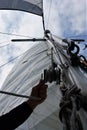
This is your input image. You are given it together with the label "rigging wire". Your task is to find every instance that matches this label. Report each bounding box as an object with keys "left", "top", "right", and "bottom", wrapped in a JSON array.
[
  {"left": 0, "top": 52, "right": 25, "bottom": 68},
  {"left": 0, "top": 48, "right": 48, "bottom": 69},
  {"left": 52, "top": 33, "right": 87, "bottom": 41},
  {"left": 0, "top": 40, "right": 10, "bottom": 45},
  {"left": 0, "top": 31, "right": 32, "bottom": 38},
  {"left": 0, "top": 43, "right": 10, "bottom": 48},
  {"left": 46, "top": 0, "right": 52, "bottom": 28},
  {"left": 55, "top": 42, "right": 76, "bottom": 84},
  {"left": 66, "top": 34, "right": 87, "bottom": 38},
  {"left": 48, "top": 38, "right": 76, "bottom": 85}
]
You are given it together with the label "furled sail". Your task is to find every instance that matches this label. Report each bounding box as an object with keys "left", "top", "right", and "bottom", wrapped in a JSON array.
[{"left": 0, "top": 0, "right": 43, "bottom": 16}]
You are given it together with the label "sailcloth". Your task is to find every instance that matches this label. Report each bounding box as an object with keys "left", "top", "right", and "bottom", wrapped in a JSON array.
[
  {"left": 0, "top": 39, "right": 63, "bottom": 130},
  {"left": 0, "top": 0, "right": 43, "bottom": 16},
  {"left": 0, "top": 0, "right": 87, "bottom": 130},
  {"left": 0, "top": 36, "right": 87, "bottom": 130}
]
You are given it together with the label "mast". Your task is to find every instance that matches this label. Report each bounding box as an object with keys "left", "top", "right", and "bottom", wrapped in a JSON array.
[{"left": 42, "top": 0, "right": 45, "bottom": 31}]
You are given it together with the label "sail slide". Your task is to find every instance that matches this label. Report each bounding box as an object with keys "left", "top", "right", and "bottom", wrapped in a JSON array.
[{"left": 0, "top": 0, "right": 43, "bottom": 16}]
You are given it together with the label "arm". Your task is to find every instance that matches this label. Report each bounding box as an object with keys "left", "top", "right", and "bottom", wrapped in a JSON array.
[
  {"left": 0, "top": 80, "right": 48, "bottom": 130},
  {"left": 0, "top": 102, "right": 33, "bottom": 130},
  {"left": 78, "top": 91, "right": 87, "bottom": 111}
]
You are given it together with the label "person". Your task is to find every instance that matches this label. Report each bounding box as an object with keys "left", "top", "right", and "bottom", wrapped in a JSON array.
[{"left": 0, "top": 80, "right": 48, "bottom": 130}]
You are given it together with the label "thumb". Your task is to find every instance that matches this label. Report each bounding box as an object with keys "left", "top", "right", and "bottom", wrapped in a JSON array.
[{"left": 37, "top": 80, "right": 45, "bottom": 88}]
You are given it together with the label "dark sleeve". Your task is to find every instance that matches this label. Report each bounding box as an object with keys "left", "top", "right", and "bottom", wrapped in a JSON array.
[
  {"left": 0, "top": 102, "right": 33, "bottom": 130},
  {"left": 80, "top": 94, "right": 87, "bottom": 111}
]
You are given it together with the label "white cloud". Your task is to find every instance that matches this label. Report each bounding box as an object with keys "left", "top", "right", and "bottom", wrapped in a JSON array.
[
  {"left": 15, "top": 13, "right": 44, "bottom": 37},
  {"left": 43, "top": 0, "right": 86, "bottom": 37},
  {"left": 71, "top": 13, "right": 86, "bottom": 34},
  {"left": 56, "top": 0, "right": 86, "bottom": 35}
]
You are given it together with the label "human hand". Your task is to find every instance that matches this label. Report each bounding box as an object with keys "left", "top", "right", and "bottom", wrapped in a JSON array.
[{"left": 27, "top": 80, "right": 48, "bottom": 110}]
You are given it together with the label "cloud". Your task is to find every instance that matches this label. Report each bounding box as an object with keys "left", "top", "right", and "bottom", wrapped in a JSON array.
[
  {"left": 15, "top": 12, "right": 44, "bottom": 37},
  {"left": 0, "top": 10, "right": 44, "bottom": 88},
  {"left": 44, "top": 0, "right": 86, "bottom": 37},
  {"left": 57, "top": 0, "right": 86, "bottom": 35}
]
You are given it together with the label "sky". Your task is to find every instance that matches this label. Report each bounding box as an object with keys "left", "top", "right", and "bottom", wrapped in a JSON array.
[{"left": 0, "top": 0, "right": 87, "bottom": 88}]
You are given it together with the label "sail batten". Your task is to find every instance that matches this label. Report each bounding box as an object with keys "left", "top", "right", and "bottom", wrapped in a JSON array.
[{"left": 0, "top": 0, "right": 43, "bottom": 16}]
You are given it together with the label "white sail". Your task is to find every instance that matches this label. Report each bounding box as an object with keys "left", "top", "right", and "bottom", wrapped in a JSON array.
[
  {"left": 0, "top": 0, "right": 43, "bottom": 16},
  {"left": 0, "top": 39, "right": 62, "bottom": 129},
  {"left": 0, "top": 36, "right": 87, "bottom": 130},
  {"left": 0, "top": 0, "right": 87, "bottom": 130}
]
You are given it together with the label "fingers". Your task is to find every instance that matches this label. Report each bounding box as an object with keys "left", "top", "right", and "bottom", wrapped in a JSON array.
[
  {"left": 34, "top": 80, "right": 44, "bottom": 89},
  {"left": 39, "top": 80, "right": 45, "bottom": 87},
  {"left": 35, "top": 80, "right": 47, "bottom": 89},
  {"left": 39, "top": 84, "right": 48, "bottom": 99},
  {"left": 28, "top": 80, "right": 48, "bottom": 109},
  {"left": 31, "top": 80, "right": 48, "bottom": 100}
]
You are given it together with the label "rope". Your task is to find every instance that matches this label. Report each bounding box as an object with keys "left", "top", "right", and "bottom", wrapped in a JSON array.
[
  {"left": 46, "top": 35, "right": 84, "bottom": 130},
  {"left": 52, "top": 38, "right": 77, "bottom": 85},
  {"left": 0, "top": 90, "right": 40, "bottom": 100},
  {"left": 46, "top": 35, "right": 76, "bottom": 86},
  {"left": 59, "top": 86, "right": 83, "bottom": 130}
]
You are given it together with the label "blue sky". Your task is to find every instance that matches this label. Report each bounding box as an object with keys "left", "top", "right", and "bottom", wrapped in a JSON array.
[{"left": 0, "top": 0, "right": 87, "bottom": 88}]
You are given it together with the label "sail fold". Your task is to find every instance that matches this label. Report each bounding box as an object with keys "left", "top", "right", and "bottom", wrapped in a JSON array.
[{"left": 0, "top": 0, "right": 43, "bottom": 16}]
